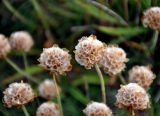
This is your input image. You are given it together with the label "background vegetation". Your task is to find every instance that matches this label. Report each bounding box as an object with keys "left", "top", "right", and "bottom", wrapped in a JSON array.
[{"left": 0, "top": 0, "right": 160, "bottom": 115}]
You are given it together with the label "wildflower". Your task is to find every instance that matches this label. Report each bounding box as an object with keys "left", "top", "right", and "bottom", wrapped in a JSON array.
[
  {"left": 74, "top": 35, "right": 104, "bottom": 69},
  {"left": 99, "top": 45, "right": 128, "bottom": 76},
  {"left": 38, "top": 45, "right": 72, "bottom": 76},
  {"left": 116, "top": 83, "right": 150, "bottom": 110},
  {"left": 3, "top": 81, "right": 35, "bottom": 108},
  {"left": 128, "top": 66, "right": 155, "bottom": 90},
  {"left": 83, "top": 102, "right": 113, "bottom": 116},
  {"left": 36, "top": 102, "right": 60, "bottom": 116},
  {"left": 10, "top": 31, "right": 34, "bottom": 52},
  {"left": 0, "top": 34, "right": 11, "bottom": 59},
  {"left": 142, "top": 7, "right": 160, "bottom": 31},
  {"left": 38, "top": 79, "right": 60, "bottom": 100}
]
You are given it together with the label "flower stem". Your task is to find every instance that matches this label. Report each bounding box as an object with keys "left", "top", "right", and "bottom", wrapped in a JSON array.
[
  {"left": 151, "top": 30, "right": 159, "bottom": 53},
  {"left": 22, "top": 52, "right": 28, "bottom": 70},
  {"left": 53, "top": 75, "right": 63, "bottom": 116},
  {"left": 129, "top": 107, "right": 135, "bottom": 116},
  {"left": 95, "top": 64, "right": 106, "bottom": 103},
  {"left": 5, "top": 57, "right": 39, "bottom": 84},
  {"left": 118, "top": 74, "right": 127, "bottom": 84},
  {"left": 22, "top": 105, "right": 30, "bottom": 116}
]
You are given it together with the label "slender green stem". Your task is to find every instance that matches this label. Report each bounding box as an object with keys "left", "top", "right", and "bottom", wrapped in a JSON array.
[
  {"left": 23, "top": 52, "right": 28, "bottom": 70},
  {"left": 118, "top": 74, "right": 127, "bottom": 84},
  {"left": 83, "top": 76, "right": 90, "bottom": 100},
  {"left": 53, "top": 75, "right": 63, "bottom": 116},
  {"left": 95, "top": 64, "right": 106, "bottom": 103},
  {"left": 151, "top": 30, "right": 159, "bottom": 52},
  {"left": 5, "top": 57, "right": 39, "bottom": 84},
  {"left": 22, "top": 105, "right": 30, "bottom": 116}
]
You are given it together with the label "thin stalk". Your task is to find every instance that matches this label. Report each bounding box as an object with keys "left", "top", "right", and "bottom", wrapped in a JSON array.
[
  {"left": 123, "top": 0, "right": 129, "bottom": 21},
  {"left": 150, "top": 30, "right": 159, "bottom": 53},
  {"left": 22, "top": 105, "right": 30, "bottom": 116},
  {"left": 5, "top": 57, "right": 39, "bottom": 84},
  {"left": 23, "top": 52, "right": 28, "bottom": 70},
  {"left": 95, "top": 64, "right": 106, "bottom": 103},
  {"left": 53, "top": 75, "right": 63, "bottom": 116},
  {"left": 129, "top": 107, "right": 135, "bottom": 116},
  {"left": 118, "top": 74, "right": 127, "bottom": 84},
  {"left": 83, "top": 76, "right": 90, "bottom": 100}
]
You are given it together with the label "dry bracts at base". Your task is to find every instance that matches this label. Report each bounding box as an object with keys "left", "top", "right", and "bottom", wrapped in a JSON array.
[
  {"left": 142, "top": 7, "right": 160, "bottom": 31},
  {"left": 38, "top": 79, "right": 61, "bottom": 100},
  {"left": 74, "top": 35, "right": 104, "bottom": 69},
  {"left": 10, "top": 31, "right": 34, "bottom": 52},
  {"left": 128, "top": 66, "right": 155, "bottom": 90},
  {"left": 36, "top": 102, "right": 60, "bottom": 116},
  {"left": 3, "top": 81, "right": 35, "bottom": 108},
  {"left": 116, "top": 83, "right": 150, "bottom": 110},
  {"left": 0, "top": 34, "right": 11, "bottom": 59},
  {"left": 38, "top": 45, "right": 72, "bottom": 76},
  {"left": 83, "top": 102, "right": 113, "bottom": 116},
  {"left": 99, "top": 45, "right": 128, "bottom": 76}
]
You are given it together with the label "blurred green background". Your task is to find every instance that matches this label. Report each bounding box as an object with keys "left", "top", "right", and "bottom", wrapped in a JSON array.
[{"left": 0, "top": 0, "right": 160, "bottom": 116}]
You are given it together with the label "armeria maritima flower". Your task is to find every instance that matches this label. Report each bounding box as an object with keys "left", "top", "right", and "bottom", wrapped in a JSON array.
[
  {"left": 99, "top": 45, "right": 128, "bottom": 76},
  {"left": 36, "top": 102, "right": 60, "bottom": 116},
  {"left": 116, "top": 83, "right": 150, "bottom": 110},
  {"left": 10, "top": 31, "right": 34, "bottom": 52},
  {"left": 3, "top": 81, "right": 35, "bottom": 108},
  {"left": 38, "top": 79, "right": 60, "bottom": 100},
  {"left": 38, "top": 45, "right": 72, "bottom": 76},
  {"left": 128, "top": 66, "right": 155, "bottom": 90},
  {"left": 74, "top": 35, "right": 104, "bottom": 69},
  {"left": 83, "top": 102, "right": 113, "bottom": 116},
  {"left": 0, "top": 34, "right": 11, "bottom": 59},
  {"left": 142, "top": 7, "right": 160, "bottom": 31}
]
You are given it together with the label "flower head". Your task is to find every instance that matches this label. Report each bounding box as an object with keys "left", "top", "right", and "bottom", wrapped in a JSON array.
[
  {"left": 116, "top": 83, "right": 150, "bottom": 110},
  {"left": 38, "top": 45, "right": 72, "bottom": 76},
  {"left": 10, "top": 31, "right": 34, "bottom": 52},
  {"left": 142, "top": 7, "right": 160, "bottom": 31},
  {"left": 38, "top": 79, "right": 60, "bottom": 100},
  {"left": 99, "top": 45, "right": 128, "bottom": 76},
  {"left": 36, "top": 102, "right": 60, "bottom": 116},
  {"left": 128, "top": 66, "right": 155, "bottom": 90},
  {"left": 83, "top": 102, "right": 113, "bottom": 116},
  {"left": 0, "top": 34, "right": 11, "bottom": 59},
  {"left": 74, "top": 35, "right": 104, "bottom": 69},
  {"left": 3, "top": 81, "right": 35, "bottom": 108}
]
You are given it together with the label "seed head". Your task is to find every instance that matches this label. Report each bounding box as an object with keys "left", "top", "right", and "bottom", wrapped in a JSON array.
[
  {"left": 0, "top": 34, "right": 11, "bottom": 59},
  {"left": 38, "top": 45, "right": 72, "bottom": 76},
  {"left": 99, "top": 45, "right": 128, "bottom": 76},
  {"left": 128, "top": 66, "right": 155, "bottom": 90},
  {"left": 74, "top": 35, "right": 104, "bottom": 69},
  {"left": 3, "top": 81, "right": 35, "bottom": 108},
  {"left": 142, "top": 7, "right": 160, "bottom": 31},
  {"left": 36, "top": 102, "right": 60, "bottom": 116},
  {"left": 38, "top": 79, "right": 60, "bottom": 100},
  {"left": 116, "top": 83, "right": 150, "bottom": 110},
  {"left": 83, "top": 102, "right": 113, "bottom": 116},
  {"left": 10, "top": 31, "right": 34, "bottom": 52}
]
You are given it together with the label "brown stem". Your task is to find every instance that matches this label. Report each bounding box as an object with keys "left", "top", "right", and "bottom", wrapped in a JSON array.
[{"left": 129, "top": 107, "right": 135, "bottom": 116}]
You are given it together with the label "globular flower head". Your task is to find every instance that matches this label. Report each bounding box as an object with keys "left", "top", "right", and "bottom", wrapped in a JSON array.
[
  {"left": 10, "top": 31, "right": 34, "bottom": 52},
  {"left": 83, "top": 102, "right": 113, "bottom": 116},
  {"left": 74, "top": 35, "right": 104, "bottom": 69},
  {"left": 38, "top": 45, "right": 72, "bottom": 76},
  {"left": 116, "top": 83, "right": 150, "bottom": 110},
  {"left": 38, "top": 79, "right": 60, "bottom": 100},
  {"left": 36, "top": 102, "right": 60, "bottom": 116},
  {"left": 128, "top": 66, "right": 155, "bottom": 90},
  {"left": 0, "top": 34, "right": 11, "bottom": 59},
  {"left": 99, "top": 45, "right": 128, "bottom": 76},
  {"left": 3, "top": 81, "right": 35, "bottom": 108},
  {"left": 142, "top": 7, "right": 160, "bottom": 31}
]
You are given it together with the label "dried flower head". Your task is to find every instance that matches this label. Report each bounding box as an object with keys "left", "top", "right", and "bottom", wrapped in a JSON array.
[
  {"left": 128, "top": 66, "right": 155, "bottom": 90},
  {"left": 0, "top": 34, "right": 11, "bottom": 59},
  {"left": 83, "top": 102, "right": 113, "bottom": 116},
  {"left": 99, "top": 45, "right": 128, "bottom": 76},
  {"left": 116, "top": 83, "right": 150, "bottom": 110},
  {"left": 38, "top": 45, "right": 72, "bottom": 75},
  {"left": 142, "top": 7, "right": 160, "bottom": 31},
  {"left": 10, "top": 31, "right": 34, "bottom": 52},
  {"left": 3, "top": 81, "right": 35, "bottom": 108},
  {"left": 74, "top": 35, "right": 104, "bottom": 69},
  {"left": 38, "top": 79, "right": 60, "bottom": 100},
  {"left": 36, "top": 102, "right": 60, "bottom": 116}
]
